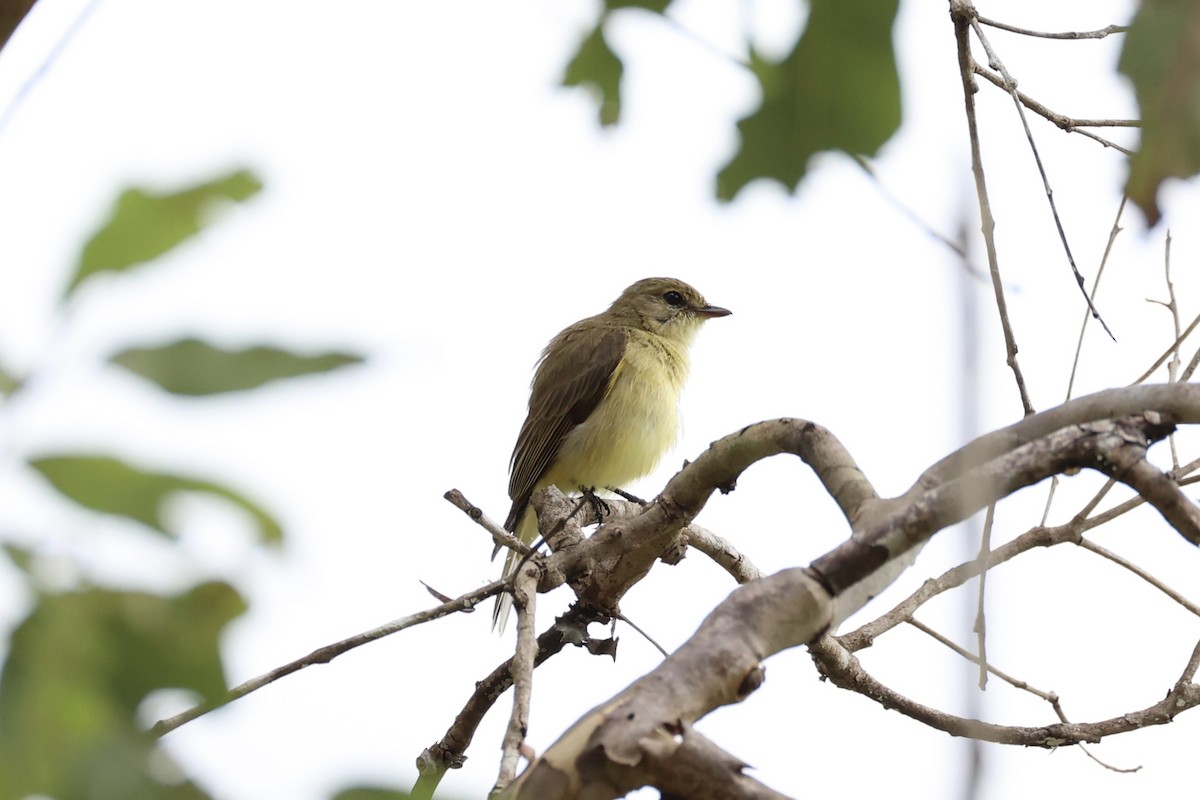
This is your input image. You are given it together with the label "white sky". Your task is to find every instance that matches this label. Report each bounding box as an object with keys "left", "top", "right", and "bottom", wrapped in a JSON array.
[{"left": 3, "top": 1, "right": 1200, "bottom": 799}]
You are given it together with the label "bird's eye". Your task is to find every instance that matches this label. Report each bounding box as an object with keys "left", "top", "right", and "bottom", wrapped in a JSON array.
[{"left": 663, "top": 291, "right": 685, "bottom": 307}]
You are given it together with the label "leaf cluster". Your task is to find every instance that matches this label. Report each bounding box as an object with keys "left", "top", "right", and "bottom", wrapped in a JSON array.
[{"left": 0, "top": 170, "right": 377, "bottom": 800}]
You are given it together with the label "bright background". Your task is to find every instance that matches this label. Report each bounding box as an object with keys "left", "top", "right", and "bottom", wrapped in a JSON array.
[{"left": 3, "top": 1, "right": 1200, "bottom": 798}]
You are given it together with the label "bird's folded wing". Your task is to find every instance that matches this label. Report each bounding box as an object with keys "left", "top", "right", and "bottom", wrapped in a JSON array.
[{"left": 505, "top": 325, "right": 627, "bottom": 531}]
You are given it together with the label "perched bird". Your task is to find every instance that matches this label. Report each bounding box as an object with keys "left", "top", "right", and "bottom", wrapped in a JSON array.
[{"left": 494, "top": 277, "right": 731, "bottom": 631}]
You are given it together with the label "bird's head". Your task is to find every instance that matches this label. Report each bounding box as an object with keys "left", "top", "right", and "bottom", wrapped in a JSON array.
[{"left": 609, "top": 277, "right": 731, "bottom": 342}]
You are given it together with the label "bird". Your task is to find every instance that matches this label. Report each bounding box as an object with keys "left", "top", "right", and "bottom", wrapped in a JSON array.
[{"left": 493, "top": 277, "right": 731, "bottom": 631}]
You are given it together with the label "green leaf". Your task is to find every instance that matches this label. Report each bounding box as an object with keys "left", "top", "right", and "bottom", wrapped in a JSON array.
[
  {"left": 605, "top": 0, "right": 672, "bottom": 12},
  {"left": 0, "top": 360, "right": 18, "bottom": 396},
  {"left": 1119, "top": 0, "right": 1200, "bottom": 226},
  {"left": 717, "top": 0, "right": 901, "bottom": 201},
  {"left": 332, "top": 788, "right": 416, "bottom": 800},
  {"left": 563, "top": 18, "right": 624, "bottom": 127},
  {"left": 66, "top": 168, "right": 263, "bottom": 299},
  {"left": 110, "top": 338, "right": 364, "bottom": 396},
  {"left": 28, "top": 454, "right": 283, "bottom": 544},
  {"left": 0, "top": 582, "right": 242, "bottom": 799},
  {"left": 3, "top": 544, "right": 34, "bottom": 574}
]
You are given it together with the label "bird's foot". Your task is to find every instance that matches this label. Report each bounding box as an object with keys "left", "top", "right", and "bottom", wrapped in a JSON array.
[{"left": 580, "top": 486, "right": 612, "bottom": 523}]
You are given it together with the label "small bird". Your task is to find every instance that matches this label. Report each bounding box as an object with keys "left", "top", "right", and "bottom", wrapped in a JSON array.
[{"left": 493, "top": 277, "right": 731, "bottom": 631}]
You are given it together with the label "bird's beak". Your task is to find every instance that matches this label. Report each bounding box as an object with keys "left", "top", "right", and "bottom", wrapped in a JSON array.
[{"left": 693, "top": 304, "right": 732, "bottom": 319}]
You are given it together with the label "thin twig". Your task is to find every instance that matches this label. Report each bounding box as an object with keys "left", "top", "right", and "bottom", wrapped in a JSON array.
[
  {"left": 852, "top": 155, "right": 986, "bottom": 279},
  {"left": 973, "top": 502, "right": 995, "bottom": 689},
  {"left": 1043, "top": 196, "right": 1128, "bottom": 525},
  {"left": 1078, "top": 538, "right": 1200, "bottom": 618},
  {"left": 444, "top": 489, "right": 532, "bottom": 559},
  {"left": 971, "top": 65, "right": 1137, "bottom": 154},
  {"left": 1160, "top": 231, "right": 1181, "bottom": 468},
  {"left": 976, "top": 16, "right": 1129, "bottom": 40},
  {"left": 951, "top": 0, "right": 1035, "bottom": 415},
  {"left": 1181, "top": 343, "right": 1200, "bottom": 383},
  {"left": 613, "top": 611, "right": 670, "bottom": 657},
  {"left": 413, "top": 605, "right": 610, "bottom": 799},
  {"left": 152, "top": 579, "right": 503, "bottom": 737},
  {"left": 495, "top": 563, "right": 539, "bottom": 793},
  {"left": 1132, "top": 312, "right": 1200, "bottom": 384},
  {"left": 972, "top": 66, "right": 1139, "bottom": 136},
  {"left": 1064, "top": 196, "right": 1127, "bottom": 401},
  {"left": 969, "top": 17, "right": 1115, "bottom": 340},
  {"left": 908, "top": 618, "right": 1056, "bottom": 701},
  {"left": 911, "top": 617, "right": 1138, "bottom": 776}
]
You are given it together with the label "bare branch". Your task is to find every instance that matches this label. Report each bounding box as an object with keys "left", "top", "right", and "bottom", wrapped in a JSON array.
[
  {"left": 153, "top": 578, "right": 503, "bottom": 737},
  {"left": 917, "top": 384, "right": 1200, "bottom": 491},
  {"left": 972, "top": 502, "right": 995, "bottom": 689},
  {"left": 413, "top": 605, "right": 610, "bottom": 799},
  {"left": 809, "top": 634, "right": 1200, "bottom": 746},
  {"left": 852, "top": 154, "right": 985, "bottom": 278},
  {"left": 1133, "top": 313, "right": 1200, "bottom": 385},
  {"left": 684, "top": 522, "right": 766, "bottom": 583},
  {"left": 976, "top": 16, "right": 1129, "bottom": 40},
  {"left": 950, "top": 0, "right": 1035, "bottom": 415},
  {"left": 970, "top": 65, "right": 1137, "bottom": 153},
  {"left": 1064, "top": 196, "right": 1128, "bottom": 401},
  {"left": 968, "top": 14, "right": 1115, "bottom": 339},
  {"left": 1097, "top": 438, "right": 1200, "bottom": 544},
  {"left": 907, "top": 619, "right": 1056, "bottom": 702},
  {"left": 1181, "top": 638, "right": 1200, "bottom": 684},
  {"left": 504, "top": 568, "right": 830, "bottom": 799},
  {"left": 1079, "top": 538, "right": 1200, "bottom": 618},
  {"left": 494, "top": 562, "right": 540, "bottom": 793},
  {"left": 444, "top": 488, "right": 532, "bottom": 559}
]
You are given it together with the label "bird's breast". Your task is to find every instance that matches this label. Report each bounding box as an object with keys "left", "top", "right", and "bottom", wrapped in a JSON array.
[{"left": 547, "top": 332, "right": 689, "bottom": 492}]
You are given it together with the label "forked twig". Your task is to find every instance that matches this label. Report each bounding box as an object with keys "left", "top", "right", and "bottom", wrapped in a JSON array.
[
  {"left": 977, "top": 16, "right": 1129, "bottom": 40},
  {"left": 968, "top": 15, "right": 1115, "bottom": 340},
  {"left": 950, "top": 0, "right": 1034, "bottom": 415}
]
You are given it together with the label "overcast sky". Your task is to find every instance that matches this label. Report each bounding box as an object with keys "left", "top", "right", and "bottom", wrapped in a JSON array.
[{"left": 4, "top": 1, "right": 1200, "bottom": 799}]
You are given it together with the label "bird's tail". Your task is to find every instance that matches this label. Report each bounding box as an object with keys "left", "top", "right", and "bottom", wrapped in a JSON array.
[{"left": 492, "top": 509, "right": 537, "bottom": 633}]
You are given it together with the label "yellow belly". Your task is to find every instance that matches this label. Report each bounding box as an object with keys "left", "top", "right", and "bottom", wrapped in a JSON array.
[
  {"left": 541, "top": 331, "right": 688, "bottom": 494},
  {"left": 496, "top": 330, "right": 693, "bottom": 631}
]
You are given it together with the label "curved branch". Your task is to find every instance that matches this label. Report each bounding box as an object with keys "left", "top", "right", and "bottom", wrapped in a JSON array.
[
  {"left": 917, "top": 383, "right": 1200, "bottom": 491},
  {"left": 532, "top": 419, "right": 874, "bottom": 619},
  {"left": 507, "top": 409, "right": 1190, "bottom": 796},
  {"left": 503, "top": 568, "right": 831, "bottom": 799},
  {"left": 815, "top": 413, "right": 1180, "bottom": 599},
  {"left": 809, "top": 635, "right": 1200, "bottom": 746}
]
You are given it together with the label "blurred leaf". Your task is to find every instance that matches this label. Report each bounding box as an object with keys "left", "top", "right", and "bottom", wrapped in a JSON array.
[
  {"left": 29, "top": 454, "right": 283, "bottom": 544},
  {"left": 332, "top": 788, "right": 415, "bottom": 800},
  {"left": 563, "top": 19, "right": 624, "bottom": 126},
  {"left": 110, "top": 337, "right": 364, "bottom": 396},
  {"left": 606, "top": 0, "right": 672, "bottom": 11},
  {"left": 66, "top": 168, "right": 263, "bottom": 299},
  {"left": 0, "top": 582, "right": 243, "bottom": 799},
  {"left": 717, "top": 0, "right": 901, "bottom": 201},
  {"left": 1119, "top": 0, "right": 1200, "bottom": 226},
  {"left": 0, "top": 359, "right": 18, "bottom": 396},
  {"left": 4, "top": 543, "right": 34, "bottom": 573}
]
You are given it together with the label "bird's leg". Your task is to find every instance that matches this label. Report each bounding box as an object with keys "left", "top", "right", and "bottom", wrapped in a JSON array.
[{"left": 579, "top": 486, "right": 611, "bottom": 524}]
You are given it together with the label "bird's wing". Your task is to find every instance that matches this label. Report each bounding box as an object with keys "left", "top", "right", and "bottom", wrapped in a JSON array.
[{"left": 505, "top": 325, "right": 627, "bottom": 531}]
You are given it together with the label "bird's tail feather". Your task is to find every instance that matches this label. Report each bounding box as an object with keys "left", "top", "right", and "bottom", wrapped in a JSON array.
[{"left": 492, "top": 509, "right": 537, "bottom": 633}]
